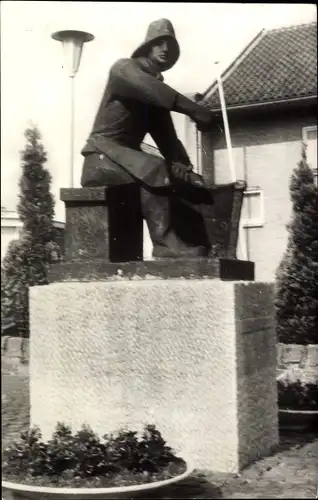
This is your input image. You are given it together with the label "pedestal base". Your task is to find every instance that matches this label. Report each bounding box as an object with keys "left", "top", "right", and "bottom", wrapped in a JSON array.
[
  {"left": 30, "top": 279, "right": 277, "bottom": 473},
  {"left": 49, "top": 258, "right": 255, "bottom": 282}
]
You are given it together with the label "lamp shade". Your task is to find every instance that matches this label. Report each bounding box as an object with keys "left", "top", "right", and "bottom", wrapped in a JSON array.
[{"left": 52, "top": 30, "right": 94, "bottom": 77}]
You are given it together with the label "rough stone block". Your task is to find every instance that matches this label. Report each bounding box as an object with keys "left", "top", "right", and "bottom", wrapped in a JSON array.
[
  {"left": 276, "top": 343, "right": 284, "bottom": 368},
  {"left": 21, "top": 338, "right": 30, "bottom": 363},
  {"left": 281, "top": 344, "right": 304, "bottom": 365},
  {"left": 30, "top": 279, "right": 277, "bottom": 473},
  {"left": 6, "top": 337, "right": 22, "bottom": 358},
  {"left": 1, "top": 335, "right": 9, "bottom": 354},
  {"left": 276, "top": 343, "right": 318, "bottom": 383},
  {"left": 305, "top": 345, "right": 318, "bottom": 367},
  {"left": 61, "top": 185, "right": 143, "bottom": 263}
]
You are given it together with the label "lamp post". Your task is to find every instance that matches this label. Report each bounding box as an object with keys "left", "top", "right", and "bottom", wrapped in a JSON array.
[{"left": 51, "top": 30, "right": 94, "bottom": 188}]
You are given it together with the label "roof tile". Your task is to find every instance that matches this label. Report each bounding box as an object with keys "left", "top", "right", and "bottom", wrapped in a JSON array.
[{"left": 204, "top": 22, "right": 317, "bottom": 109}]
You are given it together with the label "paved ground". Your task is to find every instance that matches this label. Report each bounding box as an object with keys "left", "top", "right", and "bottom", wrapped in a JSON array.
[{"left": 2, "top": 361, "right": 318, "bottom": 499}]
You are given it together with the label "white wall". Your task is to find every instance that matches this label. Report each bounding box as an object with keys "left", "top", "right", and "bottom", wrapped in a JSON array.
[
  {"left": 1, "top": 210, "right": 65, "bottom": 262},
  {"left": 1, "top": 210, "right": 23, "bottom": 261},
  {"left": 209, "top": 115, "right": 317, "bottom": 280}
]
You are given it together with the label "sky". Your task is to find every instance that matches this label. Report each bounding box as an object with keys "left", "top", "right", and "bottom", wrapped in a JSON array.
[{"left": 1, "top": 1, "right": 316, "bottom": 221}]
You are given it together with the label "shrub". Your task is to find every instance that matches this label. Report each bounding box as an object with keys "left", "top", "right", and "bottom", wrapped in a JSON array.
[
  {"left": 2, "top": 422, "right": 184, "bottom": 488},
  {"left": 1, "top": 238, "right": 40, "bottom": 337},
  {"left": 275, "top": 144, "right": 318, "bottom": 345},
  {"left": 277, "top": 379, "right": 318, "bottom": 410}
]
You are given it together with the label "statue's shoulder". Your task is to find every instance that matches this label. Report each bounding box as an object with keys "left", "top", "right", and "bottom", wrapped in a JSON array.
[{"left": 110, "top": 58, "right": 138, "bottom": 75}]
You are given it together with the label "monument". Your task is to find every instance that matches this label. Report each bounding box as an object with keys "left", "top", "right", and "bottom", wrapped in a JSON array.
[{"left": 29, "top": 19, "right": 278, "bottom": 473}]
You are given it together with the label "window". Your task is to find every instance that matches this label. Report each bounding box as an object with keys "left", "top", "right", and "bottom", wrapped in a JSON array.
[
  {"left": 241, "top": 188, "right": 264, "bottom": 228},
  {"left": 302, "top": 126, "right": 317, "bottom": 186}
]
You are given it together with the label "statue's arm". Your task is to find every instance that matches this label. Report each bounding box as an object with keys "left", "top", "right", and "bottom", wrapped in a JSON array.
[
  {"left": 149, "top": 109, "right": 191, "bottom": 166},
  {"left": 110, "top": 58, "right": 178, "bottom": 109},
  {"left": 174, "top": 138, "right": 192, "bottom": 166}
]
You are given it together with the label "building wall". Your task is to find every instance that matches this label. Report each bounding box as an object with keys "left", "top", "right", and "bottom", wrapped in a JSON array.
[
  {"left": 1, "top": 210, "right": 65, "bottom": 261},
  {"left": 1, "top": 225, "right": 22, "bottom": 261},
  {"left": 201, "top": 109, "right": 317, "bottom": 281},
  {"left": 1, "top": 210, "right": 23, "bottom": 261}
]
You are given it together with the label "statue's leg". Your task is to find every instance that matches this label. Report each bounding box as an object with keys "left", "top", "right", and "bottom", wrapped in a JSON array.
[
  {"left": 140, "top": 186, "right": 208, "bottom": 258},
  {"left": 81, "top": 153, "right": 134, "bottom": 187},
  {"left": 169, "top": 186, "right": 211, "bottom": 249}
]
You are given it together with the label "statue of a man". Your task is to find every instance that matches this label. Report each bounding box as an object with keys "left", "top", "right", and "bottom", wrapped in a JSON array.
[{"left": 81, "top": 18, "right": 218, "bottom": 258}]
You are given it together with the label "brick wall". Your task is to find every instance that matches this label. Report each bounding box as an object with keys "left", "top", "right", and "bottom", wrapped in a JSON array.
[
  {"left": 276, "top": 343, "right": 318, "bottom": 383},
  {"left": 1, "top": 336, "right": 29, "bottom": 376},
  {"left": 2, "top": 336, "right": 29, "bottom": 360},
  {"left": 201, "top": 108, "right": 317, "bottom": 282}
]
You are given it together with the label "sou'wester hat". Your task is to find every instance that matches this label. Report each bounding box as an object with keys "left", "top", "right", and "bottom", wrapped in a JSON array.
[{"left": 132, "top": 18, "right": 180, "bottom": 71}]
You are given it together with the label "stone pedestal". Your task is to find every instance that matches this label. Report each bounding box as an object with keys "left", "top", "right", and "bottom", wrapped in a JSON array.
[
  {"left": 49, "top": 258, "right": 255, "bottom": 282},
  {"left": 61, "top": 184, "right": 143, "bottom": 263},
  {"left": 30, "top": 279, "right": 278, "bottom": 473},
  {"left": 60, "top": 181, "right": 246, "bottom": 263}
]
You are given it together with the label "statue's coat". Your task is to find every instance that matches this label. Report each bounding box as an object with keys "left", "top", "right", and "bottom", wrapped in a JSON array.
[{"left": 81, "top": 57, "right": 192, "bottom": 188}]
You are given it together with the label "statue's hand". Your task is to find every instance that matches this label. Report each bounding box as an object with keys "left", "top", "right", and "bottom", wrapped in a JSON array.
[
  {"left": 173, "top": 162, "right": 193, "bottom": 176},
  {"left": 196, "top": 110, "right": 223, "bottom": 133},
  {"left": 173, "top": 171, "right": 206, "bottom": 188},
  {"left": 171, "top": 163, "right": 206, "bottom": 188},
  {"left": 191, "top": 107, "right": 213, "bottom": 130},
  {"left": 185, "top": 163, "right": 194, "bottom": 173},
  {"left": 197, "top": 120, "right": 213, "bottom": 133}
]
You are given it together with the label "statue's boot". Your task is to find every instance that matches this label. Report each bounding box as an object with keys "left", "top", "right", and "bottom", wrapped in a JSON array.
[
  {"left": 152, "top": 244, "right": 205, "bottom": 259},
  {"left": 140, "top": 187, "right": 208, "bottom": 259}
]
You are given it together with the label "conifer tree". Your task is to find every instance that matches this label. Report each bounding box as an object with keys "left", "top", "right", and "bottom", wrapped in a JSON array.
[
  {"left": 17, "top": 126, "right": 56, "bottom": 246},
  {"left": 275, "top": 144, "right": 318, "bottom": 344},
  {"left": 1, "top": 126, "right": 57, "bottom": 337}
]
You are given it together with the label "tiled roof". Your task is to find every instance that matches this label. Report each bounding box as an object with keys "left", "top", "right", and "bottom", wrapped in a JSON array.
[{"left": 203, "top": 22, "right": 317, "bottom": 110}]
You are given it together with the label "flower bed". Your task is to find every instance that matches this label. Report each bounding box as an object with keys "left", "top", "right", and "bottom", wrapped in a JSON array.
[
  {"left": 277, "top": 379, "right": 318, "bottom": 433},
  {"left": 2, "top": 422, "right": 188, "bottom": 489},
  {"left": 277, "top": 379, "right": 318, "bottom": 411}
]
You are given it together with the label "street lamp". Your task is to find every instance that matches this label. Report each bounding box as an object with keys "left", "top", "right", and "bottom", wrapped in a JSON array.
[{"left": 51, "top": 30, "right": 94, "bottom": 188}]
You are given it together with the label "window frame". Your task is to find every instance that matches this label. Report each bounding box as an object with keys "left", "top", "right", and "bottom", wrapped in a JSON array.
[
  {"left": 302, "top": 125, "right": 318, "bottom": 186},
  {"left": 241, "top": 188, "right": 265, "bottom": 229},
  {"left": 302, "top": 125, "right": 317, "bottom": 141}
]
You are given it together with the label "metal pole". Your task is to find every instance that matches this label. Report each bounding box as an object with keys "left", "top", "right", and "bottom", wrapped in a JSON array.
[
  {"left": 243, "top": 146, "right": 250, "bottom": 261},
  {"left": 214, "top": 62, "right": 247, "bottom": 260},
  {"left": 70, "top": 75, "right": 75, "bottom": 188},
  {"left": 215, "top": 63, "right": 236, "bottom": 183},
  {"left": 51, "top": 30, "right": 94, "bottom": 188},
  {"left": 195, "top": 126, "right": 203, "bottom": 175}
]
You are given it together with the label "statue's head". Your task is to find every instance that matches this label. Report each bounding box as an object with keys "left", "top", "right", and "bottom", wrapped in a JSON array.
[
  {"left": 131, "top": 19, "right": 180, "bottom": 72},
  {"left": 147, "top": 37, "right": 176, "bottom": 71}
]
